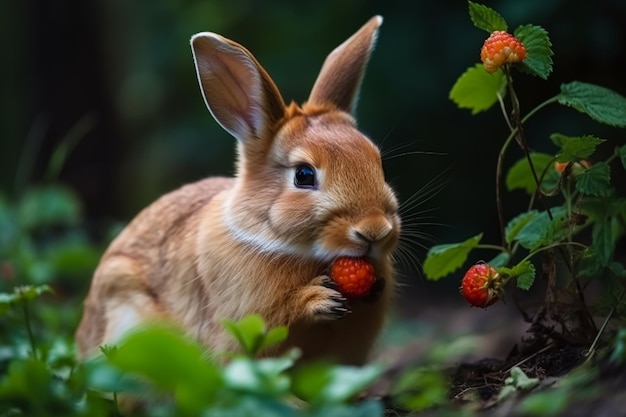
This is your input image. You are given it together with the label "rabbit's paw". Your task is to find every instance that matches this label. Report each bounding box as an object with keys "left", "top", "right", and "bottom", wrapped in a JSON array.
[{"left": 300, "top": 275, "right": 351, "bottom": 321}]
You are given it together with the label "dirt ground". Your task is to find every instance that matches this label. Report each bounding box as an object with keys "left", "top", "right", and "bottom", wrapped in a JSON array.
[{"left": 369, "top": 287, "right": 626, "bottom": 416}]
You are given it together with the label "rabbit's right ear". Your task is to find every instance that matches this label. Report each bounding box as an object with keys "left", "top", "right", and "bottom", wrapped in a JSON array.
[{"left": 191, "top": 33, "right": 286, "bottom": 142}]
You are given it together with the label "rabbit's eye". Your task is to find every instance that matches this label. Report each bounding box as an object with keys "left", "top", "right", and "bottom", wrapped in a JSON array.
[{"left": 294, "top": 165, "right": 317, "bottom": 189}]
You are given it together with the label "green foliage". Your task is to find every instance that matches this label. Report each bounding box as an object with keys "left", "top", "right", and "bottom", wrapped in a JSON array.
[
  {"left": 468, "top": 1, "right": 508, "bottom": 33},
  {"left": 500, "top": 260, "right": 536, "bottom": 290},
  {"left": 550, "top": 133, "right": 605, "bottom": 163},
  {"left": 430, "top": 2, "right": 626, "bottom": 347},
  {"left": 449, "top": 64, "right": 506, "bottom": 114},
  {"left": 497, "top": 367, "right": 540, "bottom": 401},
  {"left": 514, "top": 25, "right": 553, "bottom": 80},
  {"left": 505, "top": 211, "right": 540, "bottom": 244},
  {"left": 222, "top": 314, "right": 288, "bottom": 357},
  {"left": 392, "top": 366, "right": 448, "bottom": 411},
  {"left": 506, "top": 153, "right": 554, "bottom": 194},
  {"left": 423, "top": 233, "right": 482, "bottom": 280},
  {"left": 575, "top": 162, "right": 611, "bottom": 196},
  {"left": 558, "top": 82, "right": 626, "bottom": 128}
]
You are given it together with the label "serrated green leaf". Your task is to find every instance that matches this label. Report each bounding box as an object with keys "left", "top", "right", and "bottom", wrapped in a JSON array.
[
  {"left": 450, "top": 64, "right": 507, "bottom": 114},
  {"left": 592, "top": 219, "right": 615, "bottom": 267},
  {"left": 617, "top": 145, "right": 626, "bottom": 170},
  {"left": 514, "top": 25, "right": 553, "bottom": 79},
  {"left": 506, "top": 153, "right": 554, "bottom": 194},
  {"left": 505, "top": 211, "right": 540, "bottom": 244},
  {"left": 558, "top": 82, "right": 626, "bottom": 127},
  {"left": 575, "top": 162, "right": 611, "bottom": 196},
  {"left": 468, "top": 1, "right": 508, "bottom": 32},
  {"left": 514, "top": 206, "right": 568, "bottom": 250},
  {"left": 549, "top": 133, "right": 605, "bottom": 162},
  {"left": 513, "top": 261, "right": 536, "bottom": 290},
  {"left": 423, "top": 233, "right": 483, "bottom": 280}
]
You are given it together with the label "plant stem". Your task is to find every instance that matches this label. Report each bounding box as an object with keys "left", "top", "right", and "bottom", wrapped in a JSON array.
[
  {"left": 22, "top": 301, "right": 38, "bottom": 360},
  {"left": 520, "top": 241, "right": 588, "bottom": 265},
  {"left": 476, "top": 243, "right": 510, "bottom": 253}
]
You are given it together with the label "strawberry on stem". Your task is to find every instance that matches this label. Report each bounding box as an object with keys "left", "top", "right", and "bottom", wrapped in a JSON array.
[
  {"left": 460, "top": 263, "right": 502, "bottom": 308},
  {"left": 481, "top": 31, "right": 526, "bottom": 73}
]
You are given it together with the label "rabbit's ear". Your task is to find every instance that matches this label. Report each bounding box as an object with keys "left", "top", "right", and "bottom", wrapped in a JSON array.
[
  {"left": 308, "top": 16, "right": 382, "bottom": 115},
  {"left": 191, "top": 33, "right": 286, "bottom": 142}
]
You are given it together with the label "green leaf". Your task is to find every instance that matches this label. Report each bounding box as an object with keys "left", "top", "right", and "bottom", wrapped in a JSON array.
[
  {"left": 505, "top": 211, "right": 540, "bottom": 244},
  {"left": 292, "top": 363, "right": 381, "bottom": 405},
  {"left": 392, "top": 367, "right": 448, "bottom": 411},
  {"left": 18, "top": 186, "right": 82, "bottom": 230},
  {"left": 509, "top": 260, "right": 536, "bottom": 290},
  {"left": 14, "top": 285, "right": 53, "bottom": 303},
  {"left": 549, "top": 133, "right": 605, "bottom": 162},
  {"left": 616, "top": 145, "right": 626, "bottom": 170},
  {"left": 223, "top": 314, "right": 267, "bottom": 356},
  {"left": 514, "top": 25, "right": 553, "bottom": 79},
  {"left": 109, "top": 325, "right": 222, "bottom": 410},
  {"left": 592, "top": 219, "right": 615, "bottom": 267},
  {"left": 575, "top": 162, "right": 611, "bottom": 196},
  {"left": 468, "top": 1, "right": 508, "bottom": 32},
  {"left": 449, "top": 64, "right": 506, "bottom": 114},
  {"left": 423, "top": 233, "right": 482, "bottom": 280},
  {"left": 514, "top": 206, "right": 568, "bottom": 250},
  {"left": 558, "top": 82, "right": 626, "bottom": 128},
  {"left": 259, "top": 325, "right": 288, "bottom": 352},
  {"left": 223, "top": 356, "right": 294, "bottom": 397},
  {"left": 506, "top": 153, "right": 554, "bottom": 194}
]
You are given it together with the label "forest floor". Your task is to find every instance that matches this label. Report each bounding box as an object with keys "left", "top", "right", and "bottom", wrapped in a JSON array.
[{"left": 368, "top": 288, "right": 626, "bottom": 416}]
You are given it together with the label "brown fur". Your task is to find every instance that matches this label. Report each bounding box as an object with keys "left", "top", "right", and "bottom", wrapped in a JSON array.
[{"left": 76, "top": 16, "right": 399, "bottom": 366}]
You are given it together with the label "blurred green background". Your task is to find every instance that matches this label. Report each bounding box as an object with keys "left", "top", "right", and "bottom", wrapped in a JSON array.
[{"left": 1, "top": 0, "right": 625, "bottom": 305}]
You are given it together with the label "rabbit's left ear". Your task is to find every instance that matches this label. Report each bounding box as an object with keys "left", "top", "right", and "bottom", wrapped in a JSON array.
[
  {"left": 307, "top": 16, "right": 383, "bottom": 115},
  {"left": 191, "top": 33, "right": 286, "bottom": 143}
]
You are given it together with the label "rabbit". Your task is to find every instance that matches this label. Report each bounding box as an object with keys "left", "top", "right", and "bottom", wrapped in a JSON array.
[{"left": 76, "top": 15, "right": 400, "bottom": 366}]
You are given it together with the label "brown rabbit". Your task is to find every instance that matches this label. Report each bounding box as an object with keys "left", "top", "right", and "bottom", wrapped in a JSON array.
[{"left": 76, "top": 15, "right": 400, "bottom": 366}]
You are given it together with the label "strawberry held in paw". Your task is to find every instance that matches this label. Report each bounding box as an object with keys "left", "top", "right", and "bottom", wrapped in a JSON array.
[{"left": 330, "top": 257, "right": 376, "bottom": 298}]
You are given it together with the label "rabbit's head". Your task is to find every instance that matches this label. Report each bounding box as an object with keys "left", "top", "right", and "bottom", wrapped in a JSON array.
[{"left": 191, "top": 16, "right": 399, "bottom": 264}]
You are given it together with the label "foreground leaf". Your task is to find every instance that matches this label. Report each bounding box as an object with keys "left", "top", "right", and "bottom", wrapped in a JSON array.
[
  {"left": 424, "top": 234, "right": 482, "bottom": 280},
  {"left": 449, "top": 64, "right": 506, "bottom": 114},
  {"left": 468, "top": 1, "right": 508, "bottom": 33},
  {"left": 558, "top": 82, "right": 626, "bottom": 127},
  {"left": 550, "top": 133, "right": 605, "bottom": 163},
  {"left": 514, "top": 25, "right": 553, "bottom": 79}
]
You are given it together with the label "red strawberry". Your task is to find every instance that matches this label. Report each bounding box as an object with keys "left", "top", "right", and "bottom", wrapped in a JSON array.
[
  {"left": 480, "top": 31, "right": 527, "bottom": 73},
  {"left": 460, "top": 264, "right": 501, "bottom": 308},
  {"left": 330, "top": 257, "right": 376, "bottom": 298}
]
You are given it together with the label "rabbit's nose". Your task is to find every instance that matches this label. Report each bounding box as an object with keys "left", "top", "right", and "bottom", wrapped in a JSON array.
[{"left": 352, "top": 216, "right": 394, "bottom": 244}]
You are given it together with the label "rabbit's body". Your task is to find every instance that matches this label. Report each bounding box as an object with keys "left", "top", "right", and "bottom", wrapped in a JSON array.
[{"left": 77, "top": 16, "right": 399, "bottom": 365}]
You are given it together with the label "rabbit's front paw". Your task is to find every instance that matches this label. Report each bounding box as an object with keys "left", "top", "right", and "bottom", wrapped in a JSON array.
[{"left": 300, "top": 275, "right": 351, "bottom": 321}]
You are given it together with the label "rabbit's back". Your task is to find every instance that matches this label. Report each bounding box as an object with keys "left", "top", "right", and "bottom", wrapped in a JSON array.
[{"left": 76, "top": 177, "right": 234, "bottom": 356}]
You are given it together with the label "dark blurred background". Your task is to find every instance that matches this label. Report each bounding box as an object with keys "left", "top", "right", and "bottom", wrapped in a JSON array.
[{"left": 2, "top": 0, "right": 625, "bottom": 309}]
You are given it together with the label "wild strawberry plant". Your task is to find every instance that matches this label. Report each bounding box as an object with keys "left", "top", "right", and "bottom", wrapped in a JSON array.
[{"left": 425, "top": 1, "right": 626, "bottom": 343}]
